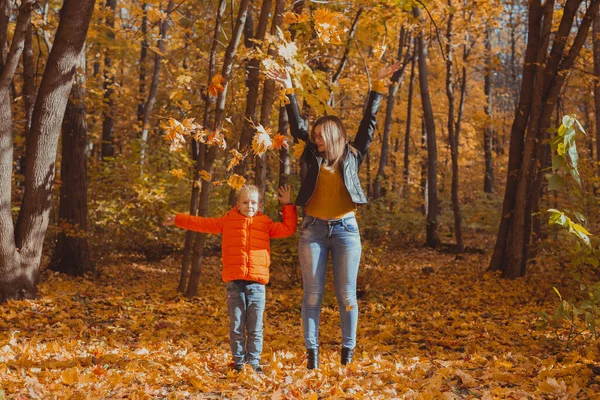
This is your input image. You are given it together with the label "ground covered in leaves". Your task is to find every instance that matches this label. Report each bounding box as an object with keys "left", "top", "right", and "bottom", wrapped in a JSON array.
[{"left": 1, "top": 242, "right": 599, "bottom": 399}]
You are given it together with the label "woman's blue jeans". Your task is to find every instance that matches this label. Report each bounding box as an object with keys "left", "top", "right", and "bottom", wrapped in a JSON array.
[
  {"left": 226, "top": 280, "right": 266, "bottom": 368},
  {"left": 298, "top": 212, "right": 362, "bottom": 350}
]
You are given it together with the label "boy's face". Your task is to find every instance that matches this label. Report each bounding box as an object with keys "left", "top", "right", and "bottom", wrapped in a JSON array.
[{"left": 237, "top": 192, "right": 260, "bottom": 217}]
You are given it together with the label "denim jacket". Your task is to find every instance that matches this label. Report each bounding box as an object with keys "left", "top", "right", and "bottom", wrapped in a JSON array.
[{"left": 285, "top": 91, "right": 383, "bottom": 206}]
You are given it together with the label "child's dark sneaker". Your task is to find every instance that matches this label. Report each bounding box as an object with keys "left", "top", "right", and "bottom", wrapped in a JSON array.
[{"left": 233, "top": 363, "right": 244, "bottom": 372}]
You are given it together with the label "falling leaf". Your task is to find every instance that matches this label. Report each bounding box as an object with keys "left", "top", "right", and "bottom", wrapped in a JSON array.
[
  {"left": 252, "top": 125, "right": 273, "bottom": 156},
  {"left": 199, "top": 170, "right": 211, "bottom": 181},
  {"left": 282, "top": 12, "right": 307, "bottom": 25},
  {"left": 170, "top": 169, "right": 185, "bottom": 179},
  {"left": 227, "top": 174, "right": 246, "bottom": 190},
  {"left": 373, "top": 42, "right": 387, "bottom": 61},
  {"left": 278, "top": 87, "right": 293, "bottom": 106},
  {"left": 227, "top": 149, "right": 245, "bottom": 171},
  {"left": 313, "top": 7, "right": 344, "bottom": 45},
  {"left": 272, "top": 134, "right": 287, "bottom": 150},
  {"left": 292, "top": 139, "right": 306, "bottom": 159},
  {"left": 207, "top": 74, "right": 225, "bottom": 97}
]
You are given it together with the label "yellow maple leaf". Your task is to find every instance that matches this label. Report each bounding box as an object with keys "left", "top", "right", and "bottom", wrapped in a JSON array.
[
  {"left": 252, "top": 125, "right": 272, "bottom": 156},
  {"left": 292, "top": 139, "right": 306, "bottom": 159},
  {"left": 199, "top": 170, "right": 211, "bottom": 181},
  {"left": 207, "top": 74, "right": 225, "bottom": 97},
  {"left": 282, "top": 11, "right": 307, "bottom": 25},
  {"left": 227, "top": 149, "right": 244, "bottom": 171},
  {"left": 170, "top": 169, "right": 185, "bottom": 179},
  {"left": 61, "top": 367, "right": 79, "bottom": 385},
  {"left": 206, "top": 129, "right": 227, "bottom": 149},
  {"left": 227, "top": 174, "right": 246, "bottom": 190},
  {"left": 272, "top": 134, "right": 287, "bottom": 150}
]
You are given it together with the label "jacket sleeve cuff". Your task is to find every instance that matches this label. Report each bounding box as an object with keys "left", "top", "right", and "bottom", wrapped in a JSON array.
[{"left": 174, "top": 214, "right": 189, "bottom": 230}]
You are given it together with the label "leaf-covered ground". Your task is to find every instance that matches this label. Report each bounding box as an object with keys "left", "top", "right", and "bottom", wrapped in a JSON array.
[{"left": 1, "top": 243, "right": 599, "bottom": 399}]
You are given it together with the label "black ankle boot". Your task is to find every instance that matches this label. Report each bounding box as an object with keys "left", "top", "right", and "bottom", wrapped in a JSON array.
[
  {"left": 341, "top": 347, "right": 354, "bottom": 365},
  {"left": 307, "top": 348, "right": 319, "bottom": 370}
]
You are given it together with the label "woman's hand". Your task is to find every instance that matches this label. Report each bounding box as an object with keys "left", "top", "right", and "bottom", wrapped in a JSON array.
[
  {"left": 266, "top": 66, "right": 293, "bottom": 89},
  {"left": 375, "top": 60, "right": 403, "bottom": 82},
  {"left": 163, "top": 215, "right": 176, "bottom": 226},
  {"left": 277, "top": 184, "right": 292, "bottom": 204}
]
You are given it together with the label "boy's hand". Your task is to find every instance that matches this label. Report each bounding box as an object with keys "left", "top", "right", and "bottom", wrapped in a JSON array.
[
  {"left": 163, "top": 215, "right": 176, "bottom": 226},
  {"left": 277, "top": 185, "right": 292, "bottom": 204}
]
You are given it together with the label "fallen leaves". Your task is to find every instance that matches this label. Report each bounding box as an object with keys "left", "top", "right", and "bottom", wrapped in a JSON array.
[{"left": 1, "top": 247, "right": 599, "bottom": 398}]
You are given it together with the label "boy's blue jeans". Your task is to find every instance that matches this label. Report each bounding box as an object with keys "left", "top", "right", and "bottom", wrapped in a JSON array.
[
  {"left": 298, "top": 212, "right": 362, "bottom": 350},
  {"left": 226, "top": 280, "right": 266, "bottom": 368}
]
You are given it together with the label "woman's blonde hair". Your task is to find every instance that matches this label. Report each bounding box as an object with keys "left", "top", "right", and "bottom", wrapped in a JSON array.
[
  {"left": 236, "top": 184, "right": 260, "bottom": 202},
  {"left": 311, "top": 115, "right": 347, "bottom": 171}
]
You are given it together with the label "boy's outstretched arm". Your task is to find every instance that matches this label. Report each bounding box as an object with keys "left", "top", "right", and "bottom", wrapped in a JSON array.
[
  {"left": 164, "top": 213, "right": 225, "bottom": 234},
  {"left": 270, "top": 185, "right": 297, "bottom": 238}
]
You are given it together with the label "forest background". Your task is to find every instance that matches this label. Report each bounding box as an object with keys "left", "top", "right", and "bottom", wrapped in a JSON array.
[{"left": 1, "top": 0, "right": 600, "bottom": 398}]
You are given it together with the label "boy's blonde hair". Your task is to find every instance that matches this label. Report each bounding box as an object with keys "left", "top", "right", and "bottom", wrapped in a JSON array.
[{"left": 236, "top": 184, "right": 260, "bottom": 202}]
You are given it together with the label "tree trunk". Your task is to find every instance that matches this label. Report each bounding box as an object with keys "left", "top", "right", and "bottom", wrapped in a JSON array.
[
  {"left": 373, "top": 27, "right": 408, "bottom": 200},
  {"left": 403, "top": 39, "right": 416, "bottom": 189},
  {"left": 256, "top": 0, "right": 285, "bottom": 202},
  {"left": 101, "top": 0, "right": 117, "bottom": 160},
  {"left": 17, "top": 20, "right": 35, "bottom": 182},
  {"left": 594, "top": 8, "right": 600, "bottom": 177},
  {"left": 483, "top": 23, "right": 495, "bottom": 193},
  {"left": 0, "top": 0, "right": 95, "bottom": 301},
  {"left": 137, "top": 3, "right": 148, "bottom": 122},
  {"left": 186, "top": 0, "right": 251, "bottom": 298},
  {"left": 140, "top": 0, "right": 175, "bottom": 169},
  {"left": 420, "top": 117, "right": 428, "bottom": 214},
  {"left": 489, "top": 0, "right": 600, "bottom": 278},
  {"left": 445, "top": 0, "right": 464, "bottom": 252},
  {"left": 413, "top": 6, "right": 439, "bottom": 247},
  {"left": 0, "top": 0, "right": 10, "bottom": 68},
  {"left": 178, "top": 0, "right": 227, "bottom": 293},
  {"left": 229, "top": 0, "right": 272, "bottom": 207},
  {"left": 278, "top": 105, "right": 290, "bottom": 186},
  {"left": 49, "top": 47, "right": 93, "bottom": 276}
]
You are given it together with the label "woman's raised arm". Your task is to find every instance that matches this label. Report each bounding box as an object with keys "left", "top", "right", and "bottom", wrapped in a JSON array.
[{"left": 267, "top": 68, "right": 309, "bottom": 142}]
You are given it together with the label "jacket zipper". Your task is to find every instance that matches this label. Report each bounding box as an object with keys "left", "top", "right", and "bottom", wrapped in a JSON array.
[{"left": 245, "top": 217, "right": 251, "bottom": 279}]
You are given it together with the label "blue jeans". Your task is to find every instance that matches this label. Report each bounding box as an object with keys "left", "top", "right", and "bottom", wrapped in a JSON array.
[
  {"left": 226, "top": 280, "right": 266, "bottom": 367},
  {"left": 298, "top": 212, "right": 362, "bottom": 350}
]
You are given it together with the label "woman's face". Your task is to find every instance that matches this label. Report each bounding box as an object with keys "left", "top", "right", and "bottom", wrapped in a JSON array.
[{"left": 313, "top": 125, "right": 327, "bottom": 153}]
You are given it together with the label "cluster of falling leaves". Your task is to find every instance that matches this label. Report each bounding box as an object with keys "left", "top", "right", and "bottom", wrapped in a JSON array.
[
  {"left": 162, "top": 115, "right": 288, "bottom": 190},
  {"left": 1, "top": 244, "right": 599, "bottom": 398}
]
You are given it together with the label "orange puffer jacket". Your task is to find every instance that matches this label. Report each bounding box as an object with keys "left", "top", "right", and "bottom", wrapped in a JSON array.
[{"left": 174, "top": 205, "right": 297, "bottom": 284}]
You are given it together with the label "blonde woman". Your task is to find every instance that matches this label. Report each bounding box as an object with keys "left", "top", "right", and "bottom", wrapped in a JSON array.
[{"left": 269, "top": 62, "right": 400, "bottom": 369}]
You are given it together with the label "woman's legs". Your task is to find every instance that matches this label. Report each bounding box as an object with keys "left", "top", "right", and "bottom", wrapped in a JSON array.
[
  {"left": 298, "top": 218, "right": 329, "bottom": 350},
  {"left": 331, "top": 216, "right": 362, "bottom": 350}
]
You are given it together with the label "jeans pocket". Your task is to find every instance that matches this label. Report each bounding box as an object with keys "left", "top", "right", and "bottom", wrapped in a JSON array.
[
  {"left": 342, "top": 218, "right": 359, "bottom": 233},
  {"left": 301, "top": 216, "right": 315, "bottom": 231}
]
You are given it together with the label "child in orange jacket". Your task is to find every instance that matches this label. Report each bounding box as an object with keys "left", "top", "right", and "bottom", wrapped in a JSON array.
[{"left": 163, "top": 184, "right": 297, "bottom": 372}]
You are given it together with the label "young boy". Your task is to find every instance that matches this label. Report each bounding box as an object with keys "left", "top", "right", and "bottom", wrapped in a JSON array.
[{"left": 163, "top": 185, "right": 297, "bottom": 372}]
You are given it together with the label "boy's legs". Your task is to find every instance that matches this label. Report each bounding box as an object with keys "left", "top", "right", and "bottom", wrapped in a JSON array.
[
  {"left": 226, "top": 281, "right": 247, "bottom": 369},
  {"left": 244, "top": 282, "right": 266, "bottom": 369}
]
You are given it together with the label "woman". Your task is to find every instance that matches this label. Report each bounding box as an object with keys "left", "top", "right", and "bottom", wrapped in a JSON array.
[{"left": 269, "top": 62, "right": 400, "bottom": 369}]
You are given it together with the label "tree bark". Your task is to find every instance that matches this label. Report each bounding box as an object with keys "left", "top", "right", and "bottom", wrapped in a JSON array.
[
  {"left": 140, "top": 0, "right": 175, "bottom": 169},
  {"left": 178, "top": 0, "right": 227, "bottom": 294},
  {"left": 256, "top": 0, "right": 285, "bottom": 202},
  {"left": 49, "top": 47, "right": 93, "bottom": 276},
  {"left": 186, "top": 0, "right": 251, "bottom": 298},
  {"left": 0, "top": 0, "right": 10, "bottom": 68},
  {"left": 229, "top": 0, "right": 272, "bottom": 207},
  {"left": 137, "top": 3, "right": 148, "bottom": 122},
  {"left": 403, "top": 39, "right": 416, "bottom": 189},
  {"left": 101, "top": 0, "right": 117, "bottom": 160},
  {"left": 483, "top": 23, "right": 495, "bottom": 193},
  {"left": 0, "top": 0, "right": 95, "bottom": 301},
  {"left": 413, "top": 6, "right": 439, "bottom": 248}
]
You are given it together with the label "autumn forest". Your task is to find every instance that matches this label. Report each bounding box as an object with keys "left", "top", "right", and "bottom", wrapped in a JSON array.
[{"left": 1, "top": 0, "right": 600, "bottom": 397}]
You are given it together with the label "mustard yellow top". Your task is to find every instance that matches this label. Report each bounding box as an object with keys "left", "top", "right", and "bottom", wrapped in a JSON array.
[{"left": 305, "top": 165, "right": 356, "bottom": 219}]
